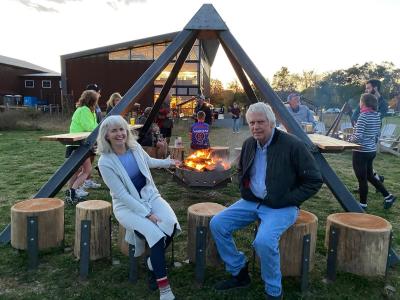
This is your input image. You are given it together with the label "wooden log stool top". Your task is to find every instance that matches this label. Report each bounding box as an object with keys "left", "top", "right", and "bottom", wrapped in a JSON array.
[
  {"left": 74, "top": 200, "right": 112, "bottom": 261},
  {"left": 280, "top": 210, "right": 318, "bottom": 276},
  {"left": 168, "top": 146, "right": 184, "bottom": 161},
  {"left": 187, "top": 202, "right": 226, "bottom": 266},
  {"left": 325, "top": 213, "right": 392, "bottom": 276},
  {"left": 210, "top": 146, "right": 230, "bottom": 161},
  {"left": 11, "top": 198, "right": 64, "bottom": 250}
]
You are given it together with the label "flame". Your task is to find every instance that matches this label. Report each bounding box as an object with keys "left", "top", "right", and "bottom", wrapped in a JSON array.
[{"left": 182, "top": 149, "right": 231, "bottom": 172}]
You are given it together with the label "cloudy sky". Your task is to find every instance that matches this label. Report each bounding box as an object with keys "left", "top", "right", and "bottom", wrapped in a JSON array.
[{"left": 1, "top": 0, "right": 399, "bottom": 86}]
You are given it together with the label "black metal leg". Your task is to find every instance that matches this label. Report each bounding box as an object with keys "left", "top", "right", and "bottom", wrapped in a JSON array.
[
  {"left": 195, "top": 226, "right": 207, "bottom": 285},
  {"left": 129, "top": 244, "right": 138, "bottom": 283},
  {"left": 300, "top": 234, "right": 311, "bottom": 292},
  {"left": 27, "top": 216, "right": 38, "bottom": 269},
  {"left": 326, "top": 226, "right": 340, "bottom": 282},
  {"left": 79, "top": 220, "right": 91, "bottom": 280},
  {"left": 0, "top": 224, "right": 11, "bottom": 245}
]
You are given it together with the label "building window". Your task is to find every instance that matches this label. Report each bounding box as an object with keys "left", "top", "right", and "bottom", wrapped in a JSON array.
[
  {"left": 131, "top": 45, "right": 153, "bottom": 60},
  {"left": 154, "top": 42, "right": 170, "bottom": 60},
  {"left": 42, "top": 80, "right": 51, "bottom": 89},
  {"left": 177, "top": 63, "right": 198, "bottom": 85},
  {"left": 177, "top": 87, "right": 187, "bottom": 95},
  {"left": 109, "top": 49, "right": 130, "bottom": 60},
  {"left": 188, "top": 87, "right": 199, "bottom": 95},
  {"left": 25, "top": 80, "right": 34, "bottom": 88},
  {"left": 59, "top": 80, "right": 62, "bottom": 89}
]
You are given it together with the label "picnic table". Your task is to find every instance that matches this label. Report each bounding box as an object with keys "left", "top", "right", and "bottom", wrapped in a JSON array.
[
  {"left": 308, "top": 134, "right": 359, "bottom": 152},
  {"left": 39, "top": 124, "right": 144, "bottom": 145}
]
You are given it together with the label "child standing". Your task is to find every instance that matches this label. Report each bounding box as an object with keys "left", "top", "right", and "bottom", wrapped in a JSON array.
[
  {"left": 190, "top": 111, "right": 210, "bottom": 150},
  {"left": 350, "top": 93, "right": 396, "bottom": 210}
]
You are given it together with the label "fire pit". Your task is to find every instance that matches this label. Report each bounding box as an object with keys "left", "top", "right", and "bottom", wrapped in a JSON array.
[{"left": 174, "top": 149, "right": 232, "bottom": 187}]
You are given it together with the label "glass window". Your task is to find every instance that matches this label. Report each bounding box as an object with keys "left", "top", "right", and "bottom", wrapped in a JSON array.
[
  {"left": 176, "top": 63, "right": 198, "bottom": 85},
  {"left": 131, "top": 45, "right": 153, "bottom": 60},
  {"left": 187, "top": 45, "right": 199, "bottom": 61},
  {"left": 25, "top": 80, "right": 34, "bottom": 88},
  {"left": 109, "top": 49, "right": 130, "bottom": 60},
  {"left": 177, "top": 87, "right": 187, "bottom": 95},
  {"left": 188, "top": 87, "right": 199, "bottom": 95},
  {"left": 154, "top": 42, "right": 170, "bottom": 59},
  {"left": 155, "top": 63, "right": 176, "bottom": 85},
  {"left": 42, "top": 80, "right": 51, "bottom": 89}
]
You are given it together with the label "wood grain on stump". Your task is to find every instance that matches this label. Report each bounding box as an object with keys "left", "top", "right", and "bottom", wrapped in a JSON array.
[
  {"left": 74, "top": 200, "right": 112, "bottom": 261},
  {"left": 11, "top": 198, "right": 64, "bottom": 250},
  {"left": 325, "top": 212, "right": 392, "bottom": 276},
  {"left": 187, "top": 202, "right": 226, "bottom": 265},
  {"left": 280, "top": 210, "right": 318, "bottom": 276}
]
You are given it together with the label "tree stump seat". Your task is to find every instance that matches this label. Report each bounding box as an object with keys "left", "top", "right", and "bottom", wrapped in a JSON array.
[
  {"left": 11, "top": 198, "right": 64, "bottom": 250},
  {"left": 325, "top": 213, "right": 392, "bottom": 276},
  {"left": 168, "top": 146, "right": 184, "bottom": 161},
  {"left": 187, "top": 202, "right": 226, "bottom": 266},
  {"left": 74, "top": 200, "right": 112, "bottom": 261}
]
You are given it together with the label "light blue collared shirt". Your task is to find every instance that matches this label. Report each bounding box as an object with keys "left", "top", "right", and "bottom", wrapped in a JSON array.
[{"left": 249, "top": 128, "right": 275, "bottom": 199}]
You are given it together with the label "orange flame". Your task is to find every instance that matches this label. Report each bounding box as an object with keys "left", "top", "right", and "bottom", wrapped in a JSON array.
[{"left": 182, "top": 149, "right": 230, "bottom": 172}]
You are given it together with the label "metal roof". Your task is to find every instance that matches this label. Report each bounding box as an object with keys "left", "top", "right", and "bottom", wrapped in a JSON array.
[
  {"left": 21, "top": 72, "right": 61, "bottom": 77},
  {"left": 61, "top": 31, "right": 219, "bottom": 66},
  {"left": 0, "top": 54, "right": 55, "bottom": 73}
]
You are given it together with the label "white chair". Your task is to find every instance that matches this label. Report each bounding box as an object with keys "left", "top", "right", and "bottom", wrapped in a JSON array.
[
  {"left": 314, "top": 121, "right": 326, "bottom": 135},
  {"left": 378, "top": 124, "right": 399, "bottom": 156}
]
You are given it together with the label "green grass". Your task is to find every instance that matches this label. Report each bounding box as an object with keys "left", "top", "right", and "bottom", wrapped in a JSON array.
[{"left": 0, "top": 120, "right": 399, "bottom": 299}]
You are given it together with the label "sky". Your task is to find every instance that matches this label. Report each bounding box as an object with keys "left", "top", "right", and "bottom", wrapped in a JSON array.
[{"left": 1, "top": 0, "right": 399, "bottom": 87}]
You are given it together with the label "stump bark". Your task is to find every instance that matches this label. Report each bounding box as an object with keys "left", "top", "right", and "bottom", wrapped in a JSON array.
[
  {"left": 11, "top": 198, "right": 64, "bottom": 250},
  {"left": 74, "top": 200, "right": 112, "bottom": 260},
  {"left": 210, "top": 146, "right": 230, "bottom": 161},
  {"left": 168, "top": 146, "right": 184, "bottom": 161},
  {"left": 325, "top": 212, "right": 392, "bottom": 276},
  {"left": 187, "top": 202, "right": 226, "bottom": 265},
  {"left": 280, "top": 210, "right": 318, "bottom": 276}
]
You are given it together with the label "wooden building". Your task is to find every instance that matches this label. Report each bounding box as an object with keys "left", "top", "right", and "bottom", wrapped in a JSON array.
[
  {"left": 0, "top": 55, "right": 61, "bottom": 106},
  {"left": 61, "top": 32, "right": 219, "bottom": 111}
]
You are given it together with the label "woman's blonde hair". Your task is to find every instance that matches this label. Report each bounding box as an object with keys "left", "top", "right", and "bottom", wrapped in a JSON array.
[
  {"left": 106, "top": 92, "right": 122, "bottom": 109},
  {"left": 97, "top": 115, "right": 137, "bottom": 155},
  {"left": 77, "top": 90, "right": 99, "bottom": 111}
]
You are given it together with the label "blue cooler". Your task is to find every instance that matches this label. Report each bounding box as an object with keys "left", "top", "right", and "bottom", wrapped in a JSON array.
[{"left": 24, "top": 96, "right": 38, "bottom": 107}]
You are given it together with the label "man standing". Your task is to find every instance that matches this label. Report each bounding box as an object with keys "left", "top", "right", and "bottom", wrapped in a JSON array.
[
  {"left": 351, "top": 79, "right": 388, "bottom": 125},
  {"left": 194, "top": 95, "right": 212, "bottom": 125},
  {"left": 210, "top": 102, "right": 323, "bottom": 299},
  {"left": 286, "top": 93, "right": 316, "bottom": 128}
]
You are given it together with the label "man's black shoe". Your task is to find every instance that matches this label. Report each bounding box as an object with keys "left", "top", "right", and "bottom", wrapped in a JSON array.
[{"left": 214, "top": 263, "right": 250, "bottom": 291}]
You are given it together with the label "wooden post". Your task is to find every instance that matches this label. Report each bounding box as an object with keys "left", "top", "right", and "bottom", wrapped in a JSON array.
[
  {"left": 325, "top": 213, "right": 392, "bottom": 276},
  {"left": 280, "top": 210, "right": 318, "bottom": 276},
  {"left": 74, "top": 200, "right": 112, "bottom": 260},
  {"left": 11, "top": 198, "right": 64, "bottom": 250},
  {"left": 187, "top": 202, "right": 226, "bottom": 265}
]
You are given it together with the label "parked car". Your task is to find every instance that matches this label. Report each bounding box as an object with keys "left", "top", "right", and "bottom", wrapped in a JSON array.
[{"left": 325, "top": 108, "right": 341, "bottom": 113}]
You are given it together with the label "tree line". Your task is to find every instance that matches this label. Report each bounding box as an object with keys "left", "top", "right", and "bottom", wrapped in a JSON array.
[{"left": 211, "top": 62, "right": 400, "bottom": 110}]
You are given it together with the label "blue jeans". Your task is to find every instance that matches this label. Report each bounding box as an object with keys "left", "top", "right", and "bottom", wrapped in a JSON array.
[
  {"left": 210, "top": 199, "right": 299, "bottom": 296},
  {"left": 232, "top": 118, "right": 240, "bottom": 132}
]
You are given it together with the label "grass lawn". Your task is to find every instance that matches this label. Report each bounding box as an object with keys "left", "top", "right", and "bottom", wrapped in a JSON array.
[{"left": 0, "top": 119, "right": 399, "bottom": 299}]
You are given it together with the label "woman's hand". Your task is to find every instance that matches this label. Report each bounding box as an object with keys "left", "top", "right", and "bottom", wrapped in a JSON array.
[
  {"left": 147, "top": 213, "right": 161, "bottom": 224},
  {"left": 170, "top": 159, "right": 181, "bottom": 168}
]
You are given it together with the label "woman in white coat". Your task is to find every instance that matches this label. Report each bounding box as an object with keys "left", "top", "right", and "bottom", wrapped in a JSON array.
[{"left": 97, "top": 115, "right": 180, "bottom": 300}]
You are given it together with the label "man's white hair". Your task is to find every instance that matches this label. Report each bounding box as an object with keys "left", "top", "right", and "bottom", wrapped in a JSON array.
[{"left": 245, "top": 102, "right": 276, "bottom": 127}]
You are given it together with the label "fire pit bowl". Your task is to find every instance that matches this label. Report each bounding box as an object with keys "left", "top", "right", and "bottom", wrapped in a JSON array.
[{"left": 174, "top": 166, "right": 231, "bottom": 187}]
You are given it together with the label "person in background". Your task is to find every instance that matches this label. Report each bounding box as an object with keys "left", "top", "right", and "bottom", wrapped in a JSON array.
[
  {"left": 65, "top": 90, "right": 99, "bottom": 204},
  {"left": 84, "top": 83, "right": 103, "bottom": 190},
  {"left": 189, "top": 111, "right": 210, "bottom": 150},
  {"left": 285, "top": 93, "right": 316, "bottom": 128},
  {"left": 137, "top": 107, "right": 152, "bottom": 125},
  {"left": 210, "top": 102, "right": 322, "bottom": 299},
  {"left": 351, "top": 79, "right": 388, "bottom": 126},
  {"left": 349, "top": 93, "right": 396, "bottom": 210},
  {"left": 97, "top": 115, "right": 180, "bottom": 300},
  {"left": 231, "top": 102, "right": 241, "bottom": 133},
  {"left": 194, "top": 95, "right": 212, "bottom": 125},
  {"left": 106, "top": 92, "right": 122, "bottom": 114}
]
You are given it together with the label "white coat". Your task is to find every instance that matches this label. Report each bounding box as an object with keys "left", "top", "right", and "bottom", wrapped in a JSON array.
[{"left": 98, "top": 142, "right": 181, "bottom": 256}]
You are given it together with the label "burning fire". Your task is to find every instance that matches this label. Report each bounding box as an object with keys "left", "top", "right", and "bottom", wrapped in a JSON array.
[{"left": 182, "top": 149, "right": 230, "bottom": 172}]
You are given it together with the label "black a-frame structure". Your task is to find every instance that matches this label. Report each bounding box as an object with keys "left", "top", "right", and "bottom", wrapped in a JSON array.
[{"left": 28, "top": 4, "right": 398, "bottom": 266}]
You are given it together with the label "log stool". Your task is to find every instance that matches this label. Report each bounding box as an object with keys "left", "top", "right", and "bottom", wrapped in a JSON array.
[
  {"left": 253, "top": 210, "right": 317, "bottom": 292},
  {"left": 74, "top": 200, "right": 112, "bottom": 261},
  {"left": 11, "top": 198, "right": 64, "bottom": 269},
  {"left": 168, "top": 145, "right": 184, "bottom": 161},
  {"left": 210, "top": 146, "right": 230, "bottom": 161},
  {"left": 325, "top": 213, "right": 392, "bottom": 278},
  {"left": 187, "top": 202, "right": 226, "bottom": 284}
]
